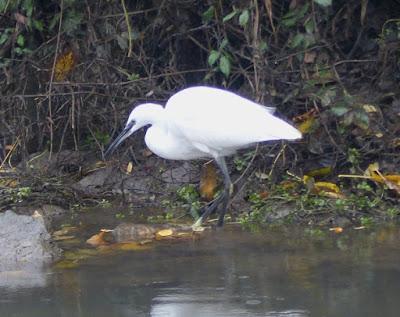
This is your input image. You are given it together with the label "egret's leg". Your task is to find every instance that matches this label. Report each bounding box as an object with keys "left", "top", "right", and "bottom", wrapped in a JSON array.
[
  {"left": 215, "top": 156, "right": 233, "bottom": 227},
  {"left": 192, "top": 156, "right": 232, "bottom": 228}
]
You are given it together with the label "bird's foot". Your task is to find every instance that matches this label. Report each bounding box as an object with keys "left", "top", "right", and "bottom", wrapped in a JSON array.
[{"left": 191, "top": 216, "right": 206, "bottom": 231}]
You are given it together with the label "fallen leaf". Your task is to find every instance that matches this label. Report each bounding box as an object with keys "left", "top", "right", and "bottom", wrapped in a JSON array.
[
  {"left": 86, "top": 231, "right": 112, "bottom": 247},
  {"left": 143, "top": 149, "right": 153, "bottom": 157},
  {"left": 156, "top": 229, "right": 173, "bottom": 238},
  {"left": 199, "top": 162, "right": 218, "bottom": 201},
  {"left": 304, "top": 51, "right": 316, "bottom": 64},
  {"left": 255, "top": 171, "right": 269, "bottom": 179},
  {"left": 54, "top": 49, "right": 77, "bottom": 81},
  {"left": 126, "top": 161, "right": 133, "bottom": 174},
  {"left": 295, "top": 109, "right": 318, "bottom": 134},
  {"left": 329, "top": 227, "right": 343, "bottom": 233},
  {"left": 362, "top": 104, "right": 378, "bottom": 113},
  {"left": 314, "top": 181, "right": 345, "bottom": 198},
  {"left": 306, "top": 166, "right": 332, "bottom": 178},
  {"left": 297, "top": 115, "right": 315, "bottom": 134}
]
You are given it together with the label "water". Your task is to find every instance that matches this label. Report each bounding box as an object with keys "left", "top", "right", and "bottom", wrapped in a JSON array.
[{"left": 1, "top": 225, "right": 400, "bottom": 317}]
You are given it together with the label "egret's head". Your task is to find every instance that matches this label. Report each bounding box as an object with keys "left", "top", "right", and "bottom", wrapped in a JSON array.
[{"left": 104, "top": 103, "right": 163, "bottom": 157}]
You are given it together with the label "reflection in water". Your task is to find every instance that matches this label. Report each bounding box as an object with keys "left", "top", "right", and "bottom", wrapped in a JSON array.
[{"left": 0, "top": 225, "right": 400, "bottom": 317}]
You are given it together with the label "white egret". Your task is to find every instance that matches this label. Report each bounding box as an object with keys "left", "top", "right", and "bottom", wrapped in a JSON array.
[{"left": 105, "top": 86, "right": 301, "bottom": 227}]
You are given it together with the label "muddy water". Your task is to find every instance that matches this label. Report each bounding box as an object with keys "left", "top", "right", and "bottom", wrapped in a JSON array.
[{"left": 1, "top": 225, "right": 399, "bottom": 317}]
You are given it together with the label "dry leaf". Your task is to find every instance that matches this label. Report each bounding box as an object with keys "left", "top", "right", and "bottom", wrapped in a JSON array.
[
  {"left": 126, "top": 161, "right": 133, "bottom": 174},
  {"left": 306, "top": 166, "right": 332, "bottom": 178},
  {"left": 304, "top": 51, "right": 316, "bottom": 64},
  {"left": 297, "top": 116, "right": 315, "bottom": 134},
  {"left": 329, "top": 227, "right": 343, "bottom": 233},
  {"left": 295, "top": 109, "right": 317, "bottom": 134},
  {"left": 362, "top": 104, "right": 378, "bottom": 113},
  {"left": 156, "top": 229, "right": 173, "bottom": 238},
  {"left": 54, "top": 50, "right": 77, "bottom": 81},
  {"left": 14, "top": 13, "right": 28, "bottom": 25},
  {"left": 199, "top": 162, "right": 218, "bottom": 201},
  {"left": 314, "top": 181, "right": 344, "bottom": 198},
  {"left": 86, "top": 231, "right": 111, "bottom": 247},
  {"left": 143, "top": 149, "right": 153, "bottom": 157}
]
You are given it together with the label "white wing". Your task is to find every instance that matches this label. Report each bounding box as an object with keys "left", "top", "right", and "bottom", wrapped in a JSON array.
[{"left": 165, "top": 87, "right": 301, "bottom": 155}]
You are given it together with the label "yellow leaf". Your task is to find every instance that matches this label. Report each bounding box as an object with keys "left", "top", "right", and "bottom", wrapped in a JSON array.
[
  {"left": 126, "top": 161, "right": 133, "bottom": 174},
  {"left": 54, "top": 50, "right": 77, "bottom": 81},
  {"left": 362, "top": 104, "right": 378, "bottom": 113},
  {"left": 156, "top": 229, "right": 173, "bottom": 237},
  {"left": 313, "top": 181, "right": 345, "bottom": 198},
  {"left": 314, "top": 181, "right": 340, "bottom": 193},
  {"left": 329, "top": 227, "right": 343, "bottom": 233},
  {"left": 199, "top": 162, "right": 218, "bottom": 201},
  {"left": 297, "top": 116, "right": 315, "bottom": 134},
  {"left": 86, "top": 231, "right": 111, "bottom": 247},
  {"left": 365, "top": 162, "right": 380, "bottom": 176},
  {"left": 306, "top": 166, "right": 332, "bottom": 178}
]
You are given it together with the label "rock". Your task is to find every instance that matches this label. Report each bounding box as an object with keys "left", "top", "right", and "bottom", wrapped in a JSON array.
[
  {"left": 112, "top": 223, "right": 159, "bottom": 242},
  {"left": 72, "top": 167, "right": 116, "bottom": 194},
  {"left": 161, "top": 162, "right": 199, "bottom": 184},
  {"left": 265, "top": 204, "right": 295, "bottom": 222},
  {"left": 0, "top": 210, "right": 61, "bottom": 264}
]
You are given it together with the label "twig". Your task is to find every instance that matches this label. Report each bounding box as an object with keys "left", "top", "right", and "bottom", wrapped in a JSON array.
[
  {"left": 121, "top": 0, "right": 133, "bottom": 57},
  {"left": 47, "top": 0, "right": 64, "bottom": 160},
  {"left": 0, "top": 137, "right": 19, "bottom": 170}
]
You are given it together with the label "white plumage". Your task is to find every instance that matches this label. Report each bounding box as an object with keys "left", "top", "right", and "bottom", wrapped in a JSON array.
[{"left": 105, "top": 86, "right": 301, "bottom": 227}]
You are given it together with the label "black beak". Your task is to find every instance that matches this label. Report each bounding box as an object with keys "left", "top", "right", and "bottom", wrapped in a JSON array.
[{"left": 104, "top": 122, "right": 134, "bottom": 158}]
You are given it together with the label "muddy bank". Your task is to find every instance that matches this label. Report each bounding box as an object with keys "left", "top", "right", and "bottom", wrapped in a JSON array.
[{"left": 1, "top": 148, "right": 398, "bottom": 238}]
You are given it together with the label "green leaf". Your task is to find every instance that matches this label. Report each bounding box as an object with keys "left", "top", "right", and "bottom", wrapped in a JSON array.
[
  {"left": 354, "top": 110, "right": 370, "bottom": 129},
  {"left": 331, "top": 106, "right": 349, "bottom": 116},
  {"left": 282, "top": 17, "right": 297, "bottom": 28},
  {"left": 239, "top": 9, "right": 249, "bottom": 27},
  {"left": 223, "top": 10, "right": 237, "bottom": 23},
  {"left": 14, "top": 47, "right": 23, "bottom": 55},
  {"left": 313, "top": 0, "right": 332, "bottom": 7},
  {"left": 220, "top": 38, "right": 229, "bottom": 49},
  {"left": 0, "top": 32, "right": 9, "bottom": 45},
  {"left": 282, "top": 3, "right": 309, "bottom": 27},
  {"left": 16, "top": 34, "right": 25, "bottom": 47},
  {"left": 208, "top": 50, "right": 220, "bottom": 66},
  {"left": 23, "top": 0, "right": 33, "bottom": 17},
  {"left": 116, "top": 34, "right": 127, "bottom": 50},
  {"left": 49, "top": 15, "right": 60, "bottom": 30},
  {"left": 304, "top": 19, "right": 315, "bottom": 34},
  {"left": 62, "top": 11, "right": 83, "bottom": 34},
  {"left": 259, "top": 41, "right": 268, "bottom": 52},
  {"left": 33, "top": 19, "right": 44, "bottom": 32},
  {"left": 289, "top": 33, "right": 304, "bottom": 48},
  {"left": 219, "top": 55, "right": 231, "bottom": 77},
  {"left": 202, "top": 6, "right": 215, "bottom": 23}
]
